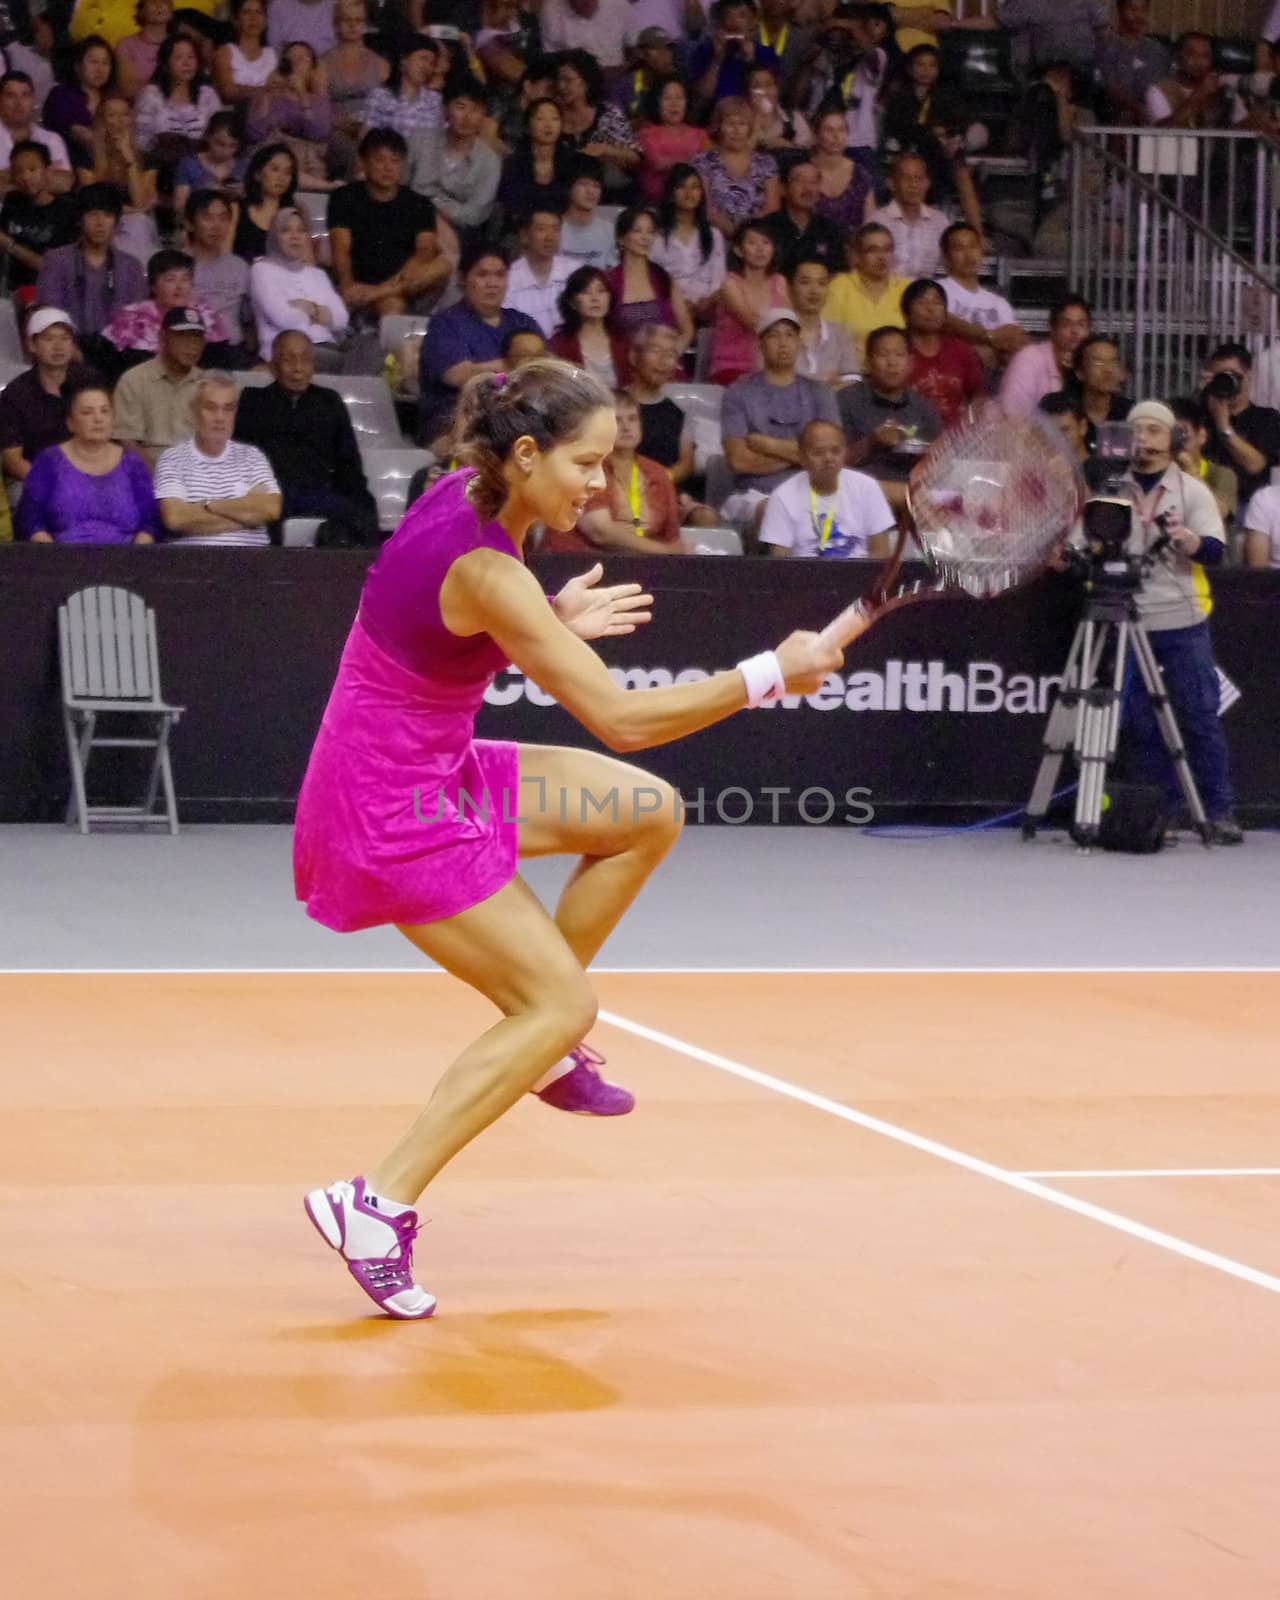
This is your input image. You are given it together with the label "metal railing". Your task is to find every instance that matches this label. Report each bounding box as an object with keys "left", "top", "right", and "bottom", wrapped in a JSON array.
[{"left": 1068, "top": 126, "right": 1280, "bottom": 397}]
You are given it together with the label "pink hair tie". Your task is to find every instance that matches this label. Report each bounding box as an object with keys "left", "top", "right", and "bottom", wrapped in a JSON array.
[{"left": 491, "top": 371, "right": 507, "bottom": 389}]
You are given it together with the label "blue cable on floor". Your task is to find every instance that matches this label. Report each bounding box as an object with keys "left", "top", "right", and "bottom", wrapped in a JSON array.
[{"left": 857, "top": 785, "right": 1080, "bottom": 840}]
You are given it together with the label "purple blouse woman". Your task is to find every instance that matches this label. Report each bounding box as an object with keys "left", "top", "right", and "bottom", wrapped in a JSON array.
[
  {"left": 17, "top": 378, "right": 161, "bottom": 546},
  {"left": 691, "top": 97, "right": 779, "bottom": 238}
]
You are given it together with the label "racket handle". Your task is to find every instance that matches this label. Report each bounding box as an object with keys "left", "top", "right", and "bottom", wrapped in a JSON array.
[{"left": 819, "top": 599, "right": 871, "bottom": 652}]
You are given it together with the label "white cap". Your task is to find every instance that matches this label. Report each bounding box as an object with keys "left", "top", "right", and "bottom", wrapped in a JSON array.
[
  {"left": 757, "top": 307, "right": 801, "bottom": 336},
  {"left": 1126, "top": 399, "right": 1176, "bottom": 431},
  {"left": 27, "top": 306, "right": 75, "bottom": 338}
]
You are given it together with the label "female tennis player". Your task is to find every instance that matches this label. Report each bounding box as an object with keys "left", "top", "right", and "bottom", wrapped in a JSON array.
[{"left": 296, "top": 357, "right": 853, "bottom": 1318}]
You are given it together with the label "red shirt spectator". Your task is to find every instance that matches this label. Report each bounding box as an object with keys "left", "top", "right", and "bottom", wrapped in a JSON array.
[{"left": 904, "top": 278, "right": 985, "bottom": 428}]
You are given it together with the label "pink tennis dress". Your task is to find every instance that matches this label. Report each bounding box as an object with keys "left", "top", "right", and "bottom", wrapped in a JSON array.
[{"left": 294, "top": 470, "right": 522, "bottom": 932}]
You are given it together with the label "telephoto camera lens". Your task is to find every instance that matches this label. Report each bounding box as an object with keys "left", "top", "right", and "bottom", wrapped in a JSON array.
[{"left": 1205, "top": 371, "right": 1242, "bottom": 401}]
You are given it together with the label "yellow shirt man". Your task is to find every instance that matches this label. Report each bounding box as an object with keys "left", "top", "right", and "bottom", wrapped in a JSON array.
[{"left": 825, "top": 271, "right": 910, "bottom": 368}]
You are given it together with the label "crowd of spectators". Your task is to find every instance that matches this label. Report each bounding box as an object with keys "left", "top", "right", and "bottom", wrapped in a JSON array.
[{"left": 0, "top": 0, "right": 1275, "bottom": 566}]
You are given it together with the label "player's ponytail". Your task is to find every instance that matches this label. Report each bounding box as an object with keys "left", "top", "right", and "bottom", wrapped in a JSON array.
[{"left": 453, "top": 357, "right": 613, "bottom": 519}]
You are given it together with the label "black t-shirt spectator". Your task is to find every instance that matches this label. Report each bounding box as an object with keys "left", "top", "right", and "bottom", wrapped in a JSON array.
[
  {"left": 328, "top": 182, "right": 438, "bottom": 286},
  {"left": 637, "top": 396, "right": 684, "bottom": 470},
  {"left": 0, "top": 192, "right": 77, "bottom": 290},
  {"left": 838, "top": 382, "right": 941, "bottom": 481},
  {"left": 1204, "top": 403, "right": 1280, "bottom": 504},
  {"left": 0, "top": 365, "right": 80, "bottom": 465},
  {"left": 759, "top": 209, "right": 844, "bottom": 276}
]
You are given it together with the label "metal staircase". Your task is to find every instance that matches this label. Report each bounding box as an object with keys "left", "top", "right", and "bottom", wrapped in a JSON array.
[{"left": 1068, "top": 126, "right": 1280, "bottom": 397}]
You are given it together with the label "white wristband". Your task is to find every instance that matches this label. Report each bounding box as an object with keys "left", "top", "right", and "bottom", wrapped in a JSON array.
[{"left": 737, "top": 649, "right": 786, "bottom": 707}]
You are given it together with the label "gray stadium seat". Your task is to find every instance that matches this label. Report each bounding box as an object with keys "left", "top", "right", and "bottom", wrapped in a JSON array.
[
  {"left": 686, "top": 525, "right": 742, "bottom": 556},
  {"left": 295, "top": 190, "right": 329, "bottom": 233},
  {"left": 379, "top": 313, "right": 431, "bottom": 354},
  {"left": 360, "top": 446, "right": 433, "bottom": 530},
  {"left": 314, "top": 374, "right": 406, "bottom": 446},
  {"left": 662, "top": 381, "right": 723, "bottom": 423},
  {"left": 282, "top": 517, "right": 323, "bottom": 548}
]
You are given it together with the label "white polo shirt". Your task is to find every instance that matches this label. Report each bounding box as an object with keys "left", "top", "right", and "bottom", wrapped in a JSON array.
[
  {"left": 503, "top": 252, "right": 576, "bottom": 340},
  {"left": 1242, "top": 485, "right": 1280, "bottom": 568},
  {"left": 760, "top": 468, "right": 894, "bottom": 558}
]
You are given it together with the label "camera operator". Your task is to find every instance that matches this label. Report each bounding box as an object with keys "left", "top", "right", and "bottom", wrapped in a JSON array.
[
  {"left": 1199, "top": 342, "right": 1280, "bottom": 505},
  {"left": 1104, "top": 401, "right": 1243, "bottom": 844}
]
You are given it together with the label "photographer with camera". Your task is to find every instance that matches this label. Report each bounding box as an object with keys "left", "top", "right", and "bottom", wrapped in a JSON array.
[
  {"left": 1199, "top": 343, "right": 1280, "bottom": 506},
  {"left": 1095, "top": 401, "right": 1243, "bottom": 844},
  {"left": 693, "top": 0, "right": 770, "bottom": 106}
]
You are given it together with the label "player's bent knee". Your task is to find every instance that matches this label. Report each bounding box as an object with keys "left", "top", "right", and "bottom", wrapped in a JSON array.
[
  {"left": 629, "top": 777, "right": 684, "bottom": 848},
  {"left": 542, "top": 983, "right": 598, "bottom": 1053}
]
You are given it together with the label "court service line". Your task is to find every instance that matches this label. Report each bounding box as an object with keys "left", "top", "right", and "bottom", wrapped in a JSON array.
[
  {"left": 597, "top": 1008, "right": 1280, "bottom": 1298},
  {"left": 1017, "top": 1168, "right": 1280, "bottom": 1179}
]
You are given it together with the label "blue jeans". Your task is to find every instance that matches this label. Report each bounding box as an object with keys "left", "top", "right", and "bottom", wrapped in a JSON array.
[{"left": 1121, "top": 619, "right": 1235, "bottom": 819}]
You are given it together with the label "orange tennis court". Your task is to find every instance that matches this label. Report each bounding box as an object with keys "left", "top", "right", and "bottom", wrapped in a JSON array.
[{"left": 5, "top": 955, "right": 1279, "bottom": 1599}]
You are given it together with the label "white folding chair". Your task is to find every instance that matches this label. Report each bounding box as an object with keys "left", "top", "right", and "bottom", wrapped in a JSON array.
[
  {"left": 58, "top": 585, "right": 185, "bottom": 835},
  {"left": 686, "top": 525, "right": 742, "bottom": 556},
  {"left": 360, "top": 446, "right": 433, "bottom": 531},
  {"left": 314, "top": 374, "right": 406, "bottom": 446}
]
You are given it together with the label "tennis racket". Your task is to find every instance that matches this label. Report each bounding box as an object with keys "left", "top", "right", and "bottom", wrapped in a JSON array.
[{"left": 819, "top": 409, "right": 1084, "bottom": 652}]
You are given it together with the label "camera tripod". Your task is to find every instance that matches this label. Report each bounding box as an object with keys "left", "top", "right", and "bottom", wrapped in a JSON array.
[{"left": 1022, "top": 582, "right": 1212, "bottom": 848}]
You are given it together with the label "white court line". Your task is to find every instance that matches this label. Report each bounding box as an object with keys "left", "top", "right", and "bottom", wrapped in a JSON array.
[
  {"left": 597, "top": 1007, "right": 1280, "bottom": 1298},
  {"left": 1018, "top": 1168, "right": 1280, "bottom": 1179},
  {"left": 3, "top": 964, "right": 1279, "bottom": 976}
]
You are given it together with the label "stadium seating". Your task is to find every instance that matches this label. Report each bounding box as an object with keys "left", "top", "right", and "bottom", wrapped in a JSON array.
[
  {"left": 232, "top": 369, "right": 408, "bottom": 447},
  {"left": 359, "top": 446, "right": 433, "bottom": 530}
]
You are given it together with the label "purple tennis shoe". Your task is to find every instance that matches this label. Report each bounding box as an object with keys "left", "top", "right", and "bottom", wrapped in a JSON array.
[
  {"left": 533, "top": 1044, "right": 635, "bottom": 1116},
  {"left": 304, "top": 1176, "right": 436, "bottom": 1319}
]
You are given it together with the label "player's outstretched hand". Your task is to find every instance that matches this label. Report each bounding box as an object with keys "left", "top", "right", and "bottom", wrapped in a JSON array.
[
  {"left": 553, "top": 562, "right": 655, "bottom": 640},
  {"left": 775, "top": 630, "right": 844, "bottom": 694}
]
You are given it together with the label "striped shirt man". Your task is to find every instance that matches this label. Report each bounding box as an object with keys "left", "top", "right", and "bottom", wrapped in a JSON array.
[{"left": 155, "top": 438, "right": 280, "bottom": 547}]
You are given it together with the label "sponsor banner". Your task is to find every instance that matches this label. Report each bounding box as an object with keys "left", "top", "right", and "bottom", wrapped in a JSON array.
[
  {"left": 1, "top": 547, "right": 1277, "bottom": 821},
  {"left": 487, "top": 660, "right": 1068, "bottom": 717}
]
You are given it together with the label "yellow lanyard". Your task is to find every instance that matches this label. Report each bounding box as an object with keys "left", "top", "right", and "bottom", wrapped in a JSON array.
[
  {"left": 760, "top": 22, "right": 788, "bottom": 54},
  {"left": 810, "top": 482, "right": 835, "bottom": 549},
  {"left": 627, "top": 461, "right": 645, "bottom": 535}
]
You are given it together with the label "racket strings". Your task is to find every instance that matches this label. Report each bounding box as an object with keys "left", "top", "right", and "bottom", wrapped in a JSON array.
[{"left": 907, "top": 413, "right": 1082, "bottom": 598}]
